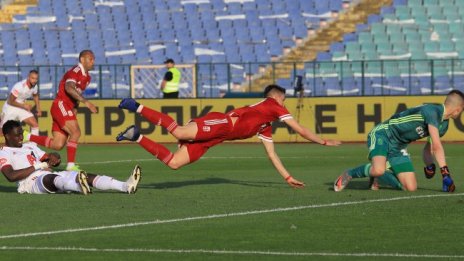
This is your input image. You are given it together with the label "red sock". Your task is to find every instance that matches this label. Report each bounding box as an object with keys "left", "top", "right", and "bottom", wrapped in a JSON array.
[
  {"left": 67, "top": 141, "right": 78, "bottom": 163},
  {"left": 139, "top": 136, "right": 173, "bottom": 165},
  {"left": 30, "top": 135, "right": 51, "bottom": 148},
  {"left": 140, "top": 106, "right": 178, "bottom": 132}
]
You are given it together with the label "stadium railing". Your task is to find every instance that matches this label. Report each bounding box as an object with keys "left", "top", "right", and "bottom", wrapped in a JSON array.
[{"left": 1, "top": 58, "right": 462, "bottom": 99}]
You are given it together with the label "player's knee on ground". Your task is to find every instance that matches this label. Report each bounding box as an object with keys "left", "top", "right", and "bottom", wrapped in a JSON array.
[
  {"left": 399, "top": 178, "right": 417, "bottom": 191},
  {"left": 402, "top": 183, "right": 417, "bottom": 192},
  {"left": 396, "top": 172, "right": 417, "bottom": 192}
]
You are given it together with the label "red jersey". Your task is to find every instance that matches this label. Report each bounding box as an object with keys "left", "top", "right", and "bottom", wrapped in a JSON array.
[
  {"left": 227, "top": 97, "right": 292, "bottom": 141},
  {"left": 55, "top": 63, "right": 91, "bottom": 108}
]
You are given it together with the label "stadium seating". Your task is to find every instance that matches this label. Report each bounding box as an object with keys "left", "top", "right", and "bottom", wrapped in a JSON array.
[
  {"left": 3, "top": 0, "right": 462, "bottom": 97},
  {"left": 316, "top": 0, "right": 464, "bottom": 95},
  {"left": 0, "top": 0, "right": 348, "bottom": 98}
]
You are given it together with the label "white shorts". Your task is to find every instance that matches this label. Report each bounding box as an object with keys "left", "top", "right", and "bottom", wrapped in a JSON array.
[
  {"left": 16, "top": 170, "right": 77, "bottom": 194},
  {"left": 1, "top": 105, "right": 34, "bottom": 127}
]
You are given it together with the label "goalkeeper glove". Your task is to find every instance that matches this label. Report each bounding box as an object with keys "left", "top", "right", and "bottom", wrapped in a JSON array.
[
  {"left": 440, "top": 166, "right": 455, "bottom": 192},
  {"left": 424, "top": 163, "right": 436, "bottom": 179}
]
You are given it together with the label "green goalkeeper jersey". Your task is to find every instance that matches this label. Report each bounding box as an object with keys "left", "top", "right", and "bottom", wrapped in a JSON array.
[{"left": 383, "top": 104, "right": 449, "bottom": 145}]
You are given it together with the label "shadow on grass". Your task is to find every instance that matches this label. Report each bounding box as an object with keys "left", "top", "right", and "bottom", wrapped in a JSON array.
[
  {"left": 141, "top": 177, "right": 282, "bottom": 189},
  {"left": 0, "top": 184, "right": 18, "bottom": 193},
  {"left": 0, "top": 177, "right": 285, "bottom": 194}
]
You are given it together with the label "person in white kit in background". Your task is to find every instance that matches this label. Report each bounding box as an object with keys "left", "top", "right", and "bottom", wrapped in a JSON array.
[
  {"left": 0, "top": 70, "right": 41, "bottom": 136},
  {"left": 0, "top": 120, "right": 142, "bottom": 195}
]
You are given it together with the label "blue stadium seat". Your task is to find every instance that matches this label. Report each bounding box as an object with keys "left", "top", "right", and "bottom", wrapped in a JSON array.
[{"left": 0, "top": 0, "right": 352, "bottom": 95}]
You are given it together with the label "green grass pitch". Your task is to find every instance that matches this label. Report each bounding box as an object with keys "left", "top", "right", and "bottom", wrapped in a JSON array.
[{"left": 0, "top": 142, "right": 463, "bottom": 260}]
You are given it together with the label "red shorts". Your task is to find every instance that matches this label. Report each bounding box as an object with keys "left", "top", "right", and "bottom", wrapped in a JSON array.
[
  {"left": 180, "top": 138, "right": 225, "bottom": 163},
  {"left": 192, "top": 112, "right": 232, "bottom": 141},
  {"left": 179, "top": 112, "right": 233, "bottom": 163},
  {"left": 50, "top": 100, "right": 77, "bottom": 135}
]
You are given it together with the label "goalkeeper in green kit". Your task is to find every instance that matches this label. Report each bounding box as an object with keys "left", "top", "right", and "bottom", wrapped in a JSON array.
[{"left": 334, "top": 90, "right": 464, "bottom": 192}]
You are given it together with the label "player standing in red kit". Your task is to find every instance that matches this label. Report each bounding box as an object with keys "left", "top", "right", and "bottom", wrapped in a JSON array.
[
  {"left": 116, "top": 84, "right": 341, "bottom": 188},
  {"left": 25, "top": 50, "right": 98, "bottom": 171}
]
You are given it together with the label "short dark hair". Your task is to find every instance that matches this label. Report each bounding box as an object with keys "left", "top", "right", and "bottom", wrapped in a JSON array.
[
  {"left": 2, "top": 120, "right": 21, "bottom": 136},
  {"left": 164, "top": 58, "right": 174, "bottom": 64},
  {"left": 29, "top": 69, "right": 39, "bottom": 75},
  {"left": 448, "top": 89, "right": 464, "bottom": 100},
  {"left": 263, "top": 84, "right": 286, "bottom": 97},
  {"left": 79, "top": 50, "right": 94, "bottom": 60}
]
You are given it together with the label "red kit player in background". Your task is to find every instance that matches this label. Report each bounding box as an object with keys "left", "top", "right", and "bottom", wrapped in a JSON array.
[
  {"left": 116, "top": 84, "right": 341, "bottom": 188},
  {"left": 25, "top": 50, "right": 98, "bottom": 171}
]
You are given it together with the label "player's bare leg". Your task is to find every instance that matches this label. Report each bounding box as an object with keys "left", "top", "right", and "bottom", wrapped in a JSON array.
[
  {"left": 22, "top": 116, "right": 39, "bottom": 135},
  {"left": 170, "top": 122, "right": 198, "bottom": 140},
  {"left": 62, "top": 120, "right": 81, "bottom": 141},
  {"left": 167, "top": 145, "right": 192, "bottom": 170},
  {"left": 60, "top": 120, "right": 81, "bottom": 170},
  {"left": 41, "top": 174, "right": 60, "bottom": 192},
  {"left": 27, "top": 120, "right": 76, "bottom": 151},
  {"left": 396, "top": 172, "right": 417, "bottom": 191},
  {"left": 27, "top": 129, "right": 67, "bottom": 150},
  {"left": 369, "top": 156, "right": 388, "bottom": 177},
  {"left": 47, "top": 131, "right": 68, "bottom": 150},
  {"left": 34, "top": 130, "right": 80, "bottom": 171}
]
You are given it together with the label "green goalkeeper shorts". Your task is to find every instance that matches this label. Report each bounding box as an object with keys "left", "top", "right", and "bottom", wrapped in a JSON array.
[{"left": 367, "top": 126, "right": 415, "bottom": 174}]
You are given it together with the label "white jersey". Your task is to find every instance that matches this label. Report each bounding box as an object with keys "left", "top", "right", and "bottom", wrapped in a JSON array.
[
  {"left": 0, "top": 79, "right": 38, "bottom": 127},
  {"left": 2, "top": 79, "right": 38, "bottom": 113},
  {"left": 0, "top": 142, "right": 48, "bottom": 180},
  {"left": 8, "top": 79, "right": 38, "bottom": 104}
]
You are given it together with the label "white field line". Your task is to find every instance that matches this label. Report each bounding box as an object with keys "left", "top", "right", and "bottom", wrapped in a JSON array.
[
  {"left": 0, "top": 246, "right": 463, "bottom": 259},
  {"left": 0, "top": 193, "right": 462, "bottom": 240}
]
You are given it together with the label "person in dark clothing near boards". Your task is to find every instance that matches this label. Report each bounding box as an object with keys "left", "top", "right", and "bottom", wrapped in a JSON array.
[{"left": 160, "top": 58, "right": 181, "bottom": 98}]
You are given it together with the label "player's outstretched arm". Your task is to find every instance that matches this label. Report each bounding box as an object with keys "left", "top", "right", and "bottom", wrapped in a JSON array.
[
  {"left": 64, "top": 81, "right": 97, "bottom": 113},
  {"left": 261, "top": 139, "right": 305, "bottom": 188},
  {"left": 284, "top": 118, "right": 341, "bottom": 146}
]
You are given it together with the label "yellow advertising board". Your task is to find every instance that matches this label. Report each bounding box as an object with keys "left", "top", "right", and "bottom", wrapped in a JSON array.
[{"left": 1, "top": 95, "right": 463, "bottom": 143}]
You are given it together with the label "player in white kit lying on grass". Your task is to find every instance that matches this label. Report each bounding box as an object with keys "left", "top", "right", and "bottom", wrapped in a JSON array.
[{"left": 0, "top": 120, "right": 141, "bottom": 195}]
